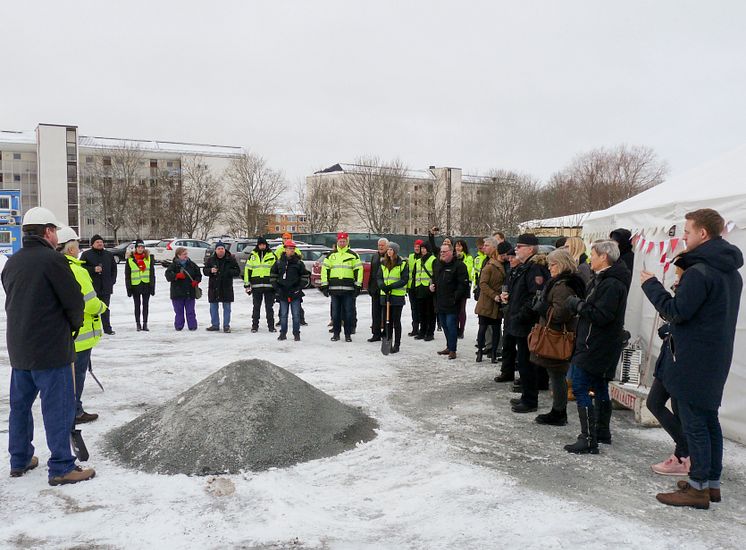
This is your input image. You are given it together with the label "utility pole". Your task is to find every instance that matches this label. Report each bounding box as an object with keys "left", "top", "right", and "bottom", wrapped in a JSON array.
[{"left": 445, "top": 168, "right": 451, "bottom": 236}]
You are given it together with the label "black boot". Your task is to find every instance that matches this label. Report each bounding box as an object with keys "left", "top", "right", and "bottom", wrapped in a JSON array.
[
  {"left": 535, "top": 408, "right": 568, "bottom": 426},
  {"left": 597, "top": 400, "right": 613, "bottom": 444},
  {"left": 476, "top": 350, "right": 483, "bottom": 363},
  {"left": 564, "top": 404, "right": 598, "bottom": 454},
  {"left": 142, "top": 323, "right": 149, "bottom": 332},
  {"left": 491, "top": 349, "right": 499, "bottom": 364},
  {"left": 136, "top": 320, "right": 142, "bottom": 331}
]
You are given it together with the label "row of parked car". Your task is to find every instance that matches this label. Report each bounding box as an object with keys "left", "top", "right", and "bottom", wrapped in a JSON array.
[{"left": 105, "top": 238, "right": 377, "bottom": 290}]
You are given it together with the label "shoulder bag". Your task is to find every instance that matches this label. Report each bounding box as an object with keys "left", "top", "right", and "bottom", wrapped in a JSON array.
[{"left": 527, "top": 307, "right": 575, "bottom": 361}]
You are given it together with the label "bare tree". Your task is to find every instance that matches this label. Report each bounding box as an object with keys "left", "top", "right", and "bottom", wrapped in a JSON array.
[
  {"left": 174, "top": 156, "right": 224, "bottom": 239},
  {"left": 223, "top": 151, "right": 287, "bottom": 236},
  {"left": 79, "top": 142, "right": 144, "bottom": 243},
  {"left": 296, "top": 178, "right": 344, "bottom": 233},
  {"left": 538, "top": 144, "right": 668, "bottom": 218},
  {"left": 341, "top": 156, "right": 409, "bottom": 233}
]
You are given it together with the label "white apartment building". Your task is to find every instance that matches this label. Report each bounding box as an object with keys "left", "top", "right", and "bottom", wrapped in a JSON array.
[
  {"left": 0, "top": 123, "right": 242, "bottom": 240},
  {"left": 307, "top": 163, "right": 489, "bottom": 235}
]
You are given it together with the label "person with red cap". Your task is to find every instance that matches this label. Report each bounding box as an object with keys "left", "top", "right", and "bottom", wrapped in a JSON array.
[
  {"left": 270, "top": 240, "right": 309, "bottom": 341},
  {"left": 321, "top": 231, "right": 363, "bottom": 342},
  {"left": 407, "top": 239, "right": 424, "bottom": 336},
  {"left": 273, "top": 232, "right": 307, "bottom": 326}
]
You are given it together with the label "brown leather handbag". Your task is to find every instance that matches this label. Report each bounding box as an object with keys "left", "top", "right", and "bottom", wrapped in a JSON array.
[{"left": 528, "top": 308, "right": 575, "bottom": 361}]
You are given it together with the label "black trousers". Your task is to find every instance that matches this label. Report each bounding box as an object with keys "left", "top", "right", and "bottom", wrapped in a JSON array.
[
  {"left": 132, "top": 290, "right": 150, "bottom": 325},
  {"left": 100, "top": 293, "right": 112, "bottom": 332},
  {"left": 380, "top": 303, "right": 403, "bottom": 345},
  {"left": 477, "top": 315, "right": 501, "bottom": 357},
  {"left": 501, "top": 332, "right": 517, "bottom": 376},
  {"left": 371, "top": 295, "right": 382, "bottom": 337},
  {"left": 252, "top": 290, "right": 275, "bottom": 328},
  {"left": 647, "top": 377, "right": 689, "bottom": 458},
  {"left": 516, "top": 336, "right": 538, "bottom": 406},
  {"left": 417, "top": 294, "right": 435, "bottom": 337},
  {"left": 409, "top": 291, "right": 420, "bottom": 331}
]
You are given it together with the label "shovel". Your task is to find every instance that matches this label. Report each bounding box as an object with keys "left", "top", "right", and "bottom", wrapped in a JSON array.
[
  {"left": 381, "top": 294, "right": 392, "bottom": 355},
  {"left": 69, "top": 363, "right": 90, "bottom": 461}
]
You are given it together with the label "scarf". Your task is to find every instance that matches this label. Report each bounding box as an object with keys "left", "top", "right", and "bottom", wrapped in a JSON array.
[{"left": 133, "top": 252, "right": 147, "bottom": 272}]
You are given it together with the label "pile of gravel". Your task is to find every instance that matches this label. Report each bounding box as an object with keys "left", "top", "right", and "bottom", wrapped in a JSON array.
[{"left": 104, "top": 359, "right": 378, "bottom": 475}]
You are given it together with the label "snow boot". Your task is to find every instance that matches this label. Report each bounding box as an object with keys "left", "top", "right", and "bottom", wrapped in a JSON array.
[
  {"left": 535, "top": 408, "right": 568, "bottom": 426},
  {"left": 277, "top": 333, "right": 287, "bottom": 341},
  {"left": 476, "top": 350, "right": 483, "bottom": 363},
  {"left": 293, "top": 333, "right": 300, "bottom": 341},
  {"left": 142, "top": 323, "right": 149, "bottom": 331},
  {"left": 596, "top": 400, "right": 612, "bottom": 444},
  {"left": 564, "top": 404, "right": 599, "bottom": 454},
  {"left": 136, "top": 320, "right": 142, "bottom": 331}
]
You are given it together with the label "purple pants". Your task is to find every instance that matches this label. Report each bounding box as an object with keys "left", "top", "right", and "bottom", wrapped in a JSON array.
[{"left": 172, "top": 298, "right": 197, "bottom": 330}]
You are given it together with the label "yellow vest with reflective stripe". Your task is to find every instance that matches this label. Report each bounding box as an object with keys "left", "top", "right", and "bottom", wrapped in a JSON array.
[
  {"left": 407, "top": 252, "right": 417, "bottom": 289},
  {"left": 380, "top": 262, "right": 407, "bottom": 297},
  {"left": 414, "top": 255, "right": 435, "bottom": 287},
  {"left": 245, "top": 249, "right": 276, "bottom": 287},
  {"left": 128, "top": 256, "right": 151, "bottom": 286},
  {"left": 461, "top": 253, "right": 474, "bottom": 281},
  {"left": 66, "top": 255, "right": 107, "bottom": 352},
  {"left": 321, "top": 246, "right": 363, "bottom": 291}
]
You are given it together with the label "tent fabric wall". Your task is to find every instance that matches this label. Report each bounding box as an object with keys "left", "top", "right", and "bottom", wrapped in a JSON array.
[{"left": 582, "top": 145, "right": 746, "bottom": 444}]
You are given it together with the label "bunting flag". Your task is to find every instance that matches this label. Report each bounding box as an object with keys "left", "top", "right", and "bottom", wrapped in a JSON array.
[
  {"left": 670, "top": 238, "right": 680, "bottom": 251},
  {"left": 646, "top": 241, "right": 655, "bottom": 254},
  {"left": 638, "top": 238, "right": 647, "bottom": 252},
  {"left": 663, "top": 262, "right": 671, "bottom": 273},
  {"left": 660, "top": 252, "right": 667, "bottom": 265}
]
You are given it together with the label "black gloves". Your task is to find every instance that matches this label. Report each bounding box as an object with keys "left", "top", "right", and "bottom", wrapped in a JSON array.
[
  {"left": 321, "top": 286, "right": 329, "bottom": 297},
  {"left": 565, "top": 295, "right": 585, "bottom": 314},
  {"left": 354, "top": 285, "right": 362, "bottom": 297}
]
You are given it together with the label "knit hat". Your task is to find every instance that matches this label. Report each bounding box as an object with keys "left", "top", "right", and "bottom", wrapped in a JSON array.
[
  {"left": 497, "top": 241, "right": 513, "bottom": 255},
  {"left": 214, "top": 241, "right": 226, "bottom": 250},
  {"left": 414, "top": 239, "right": 424, "bottom": 247},
  {"left": 387, "top": 241, "right": 400, "bottom": 255},
  {"left": 516, "top": 233, "right": 539, "bottom": 246},
  {"left": 337, "top": 231, "right": 349, "bottom": 240},
  {"left": 90, "top": 234, "right": 104, "bottom": 245},
  {"left": 256, "top": 236, "right": 268, "bottom": 247},
  {"left": 134, "top": 238, "right": 145, "bottom": 247}
]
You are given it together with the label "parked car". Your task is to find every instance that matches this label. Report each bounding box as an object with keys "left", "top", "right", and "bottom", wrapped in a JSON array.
[
  {"left": 311, "top": 248, "right": 375, "bottom": 291},
  {"left": 153, "top": 238, "right": 212, "bottom": 267},
  {"left": 105, "top": 240, "right": 160, "bottom": 263},
  {"left": 205, "top": 239, "right": 257, "bottom": 274}
]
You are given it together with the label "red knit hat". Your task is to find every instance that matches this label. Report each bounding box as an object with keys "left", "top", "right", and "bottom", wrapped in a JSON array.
[
  {"left": 414, "top": 239, "right": 424, "bottom": 246},
  {"left": 336, "top": 231, "right": 349, "bottom": 240}
]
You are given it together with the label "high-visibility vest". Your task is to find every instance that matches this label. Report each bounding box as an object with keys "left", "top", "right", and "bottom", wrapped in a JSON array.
[
  {"left": 380, "top": 261, "right": 408, "bottom": 297},
  {"left": 461, "top": 253, "right": 474, "bottom": 282},
  {"left": 321, "top": 246, "right": 363, "bottom": 292},
  {"left": 274, "top": 245, "right": 302, "bottom": 260},
  {"left": 245, "top": 249, "right": 276, "bottom": 288},
  {"left": 66, "top": 255, "right": 107, "bottom": 352},
  {"left": 128, "top": 256, "right": 151, "bottom": 286},
  {"left": 414, "top": 255, "right": 435, "bottom": 287},
  {"left": 473, "top": 252, "right": 486, "bottom": 284},
  {"left": 407, "top": 252, "right": 417, "bottom": 289}
]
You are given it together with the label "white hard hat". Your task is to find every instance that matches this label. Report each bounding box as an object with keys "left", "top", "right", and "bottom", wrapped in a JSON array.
[
  {"left": 22, "top": 207, "right": 64, "bottom": 229},
  {"left": 56, "top": 226, "right": 80, "bottom": 244}
]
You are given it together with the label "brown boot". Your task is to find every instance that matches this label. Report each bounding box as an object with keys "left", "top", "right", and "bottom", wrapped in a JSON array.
[
  {"left": 656, "top": 483, "right": 710, "bottom": 509},
  {"left": 75, "top": 412, "right": 99, "bottom": 424},
  {"left": 677, "top": 480, "right": 721, "bottom": 503},
  {"left": 437, "top": 348, "right": 450, "bottom": 355},
  {"left": 10, "top": 456, "right": 39, "bottom": 477},
  {"left": 448, "top": 352, "right": 457, "bottom": 360},
  {"left": 48, "top": 466, "right": 96, "bottom": 487}
]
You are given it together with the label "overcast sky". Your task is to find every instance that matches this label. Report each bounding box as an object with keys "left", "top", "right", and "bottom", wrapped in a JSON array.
[{"left": 3, "top": 0, "right": 745, "bottom": 189}]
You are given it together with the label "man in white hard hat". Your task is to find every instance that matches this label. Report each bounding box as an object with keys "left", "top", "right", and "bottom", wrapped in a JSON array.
[
  {"left": 2, "top": 207, "right": 95, "bottom": 485},
  {"left": 57, "top": 226, "right": 107, "bottom": 425}
]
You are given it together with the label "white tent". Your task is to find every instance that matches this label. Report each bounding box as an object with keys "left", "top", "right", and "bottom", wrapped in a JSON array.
[{"left": 583, "top": 144, "right": 746, "bottom": 444}]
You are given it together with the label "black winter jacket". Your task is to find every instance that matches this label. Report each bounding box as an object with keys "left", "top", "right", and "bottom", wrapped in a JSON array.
[
  {"left": 610, "top": 229, "right": 634, "bottom": 287},
  {"left": 504, "top": 255, "right": 550, "bottom": 338},
  {"left": 572, "top": 260, "right": 630, "bottom": 379},
  {"left": 165, "top": 259, "right": 202, "bottom": 300},
  {"left": 642, "top": 238, "right": 743, "bottom": 410},
  {"left": 2, "top": 236, "right": 84, "bottom": 370},
  {"left": 80, "top": 247, "right": 118, "bottom": 295},
  {"left": 271, "top": 254, "right": 309, "bottom": 301},
  {"left": 203, "top": 251, "right": 240, "bottom": 303},
  {"left": 433, "top": 257, "right": 470, "bottom": 314},
  {"left": 368, "top": 252, "right": 385, "bottom": 297}
]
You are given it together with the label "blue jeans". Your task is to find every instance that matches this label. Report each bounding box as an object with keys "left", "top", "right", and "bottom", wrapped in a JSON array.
[
  {"left": 331, "top": 293, "right": 355, "bottom": 336},
  {"left": 571, "top": 366, "right": 610, "bottom": 408},
  {"left": 437, "top": 312, "right": 458, "bottom": 352},
  {"left": 279, "top": 298, "right": 302, "bottom": 335},
  {"left": 9, "top": 366, "right": 77, "bottom": 478},
  {"left": 677, "top": 401, "right": 723, "bottom": 488},
  {"left": 73, "top": 348, "right": 92, "bottom": 417},
  {"left": 209, "top": 302, "right": 232, "bottom": 329}
]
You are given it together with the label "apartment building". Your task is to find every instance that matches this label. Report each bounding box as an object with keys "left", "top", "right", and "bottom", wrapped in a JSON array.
[
  {"left": 266, "top": 210, "right": 309, "bottom": 234},
  {"left": 0, "top": 123, "right": 242, "bottom": 240}
]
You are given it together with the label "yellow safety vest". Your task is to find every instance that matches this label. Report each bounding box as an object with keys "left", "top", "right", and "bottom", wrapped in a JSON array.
[
  {"left": 414, "top": 255, "right": 435, "bottom": 287},
  {"left": 66, "top": 255, "right": 107, "bottom": 352},
  {"left": 321, "top": 246, "right": 363, "bottom": 292},
  {"left": 128, "top": 256, "right": 151, "bottom": 286},
  {"left": 380, "top": 261, "right": 407, "bottom": 297},
  {"left": 245, "top": 249, "right": 276, "bottom": 288}
]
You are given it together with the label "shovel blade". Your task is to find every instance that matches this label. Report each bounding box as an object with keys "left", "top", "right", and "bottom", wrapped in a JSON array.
[{"left": 381, "top": 336, "right": 391, "bottom": 355}]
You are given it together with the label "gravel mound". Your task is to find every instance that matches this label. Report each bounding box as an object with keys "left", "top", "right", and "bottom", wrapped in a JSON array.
[{"left": 104, "top": 359, "right": 378, "bottom": 475}]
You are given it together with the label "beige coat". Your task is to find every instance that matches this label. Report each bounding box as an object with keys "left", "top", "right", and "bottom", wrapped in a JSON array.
[{"left": 474, "top": 258, "right": 506, "bottom": 319}]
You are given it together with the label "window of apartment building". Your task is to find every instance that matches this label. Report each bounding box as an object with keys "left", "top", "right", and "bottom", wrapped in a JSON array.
[
  {"left": 13, "top": 174, "right": 20, "bottom": 182},
  {"left": 150, "top": 159, "right": 158, "bottom": 168},
  {"left": 13, "top": 153, "right": 21, "bottom": 160},
  {"left": 86, "top": 218, "right": 95, "bottom": 225},
  {"left": 0, "top": 174, "right": 3, "bottom": 184},
  {"left": 86, "top": 196, "right": 95, "bottom": 205},
  {"left": 66, "top": 128, "right": 76, "bottom": 143},
  {"left": 166, "top": 161, "right": 173, "bottom": 168},
  {"left": 103, "top": 156, "right": 111, "bottom": 167},
  {"left": 274, "top": 225, "right": 280, "bottom": 231},
  {"left": 288, "top": 226, "right": 295, "bottom": 232},
  {"left": 85, "top": 156, "right": 93, "bottom": 164},
  {"left": 67, "top": 164, "right": 77, "bottom": 181}
]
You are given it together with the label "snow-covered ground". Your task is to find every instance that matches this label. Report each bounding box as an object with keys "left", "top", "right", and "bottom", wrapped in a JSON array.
[{"left": 1, "top": 265, "right": 745, "bottom": 549}]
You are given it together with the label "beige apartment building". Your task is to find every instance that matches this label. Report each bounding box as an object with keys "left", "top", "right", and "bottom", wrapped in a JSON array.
[
  {"left": 0, "top": 123, "right": 242, "bottom": 240},
  {"left": 307, "top": 163, "right": 490, "bottom": 235}
]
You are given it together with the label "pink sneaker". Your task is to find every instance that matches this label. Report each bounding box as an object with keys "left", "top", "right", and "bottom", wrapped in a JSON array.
[{"left": 651, "top": 454, "right": 690, "bottom": 476}]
